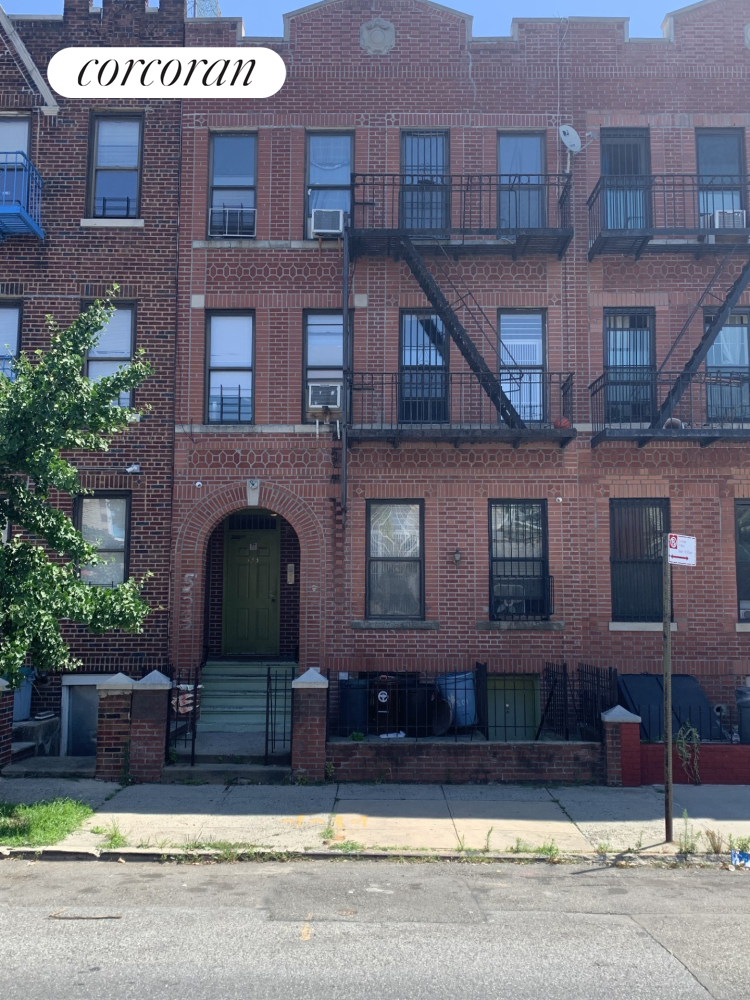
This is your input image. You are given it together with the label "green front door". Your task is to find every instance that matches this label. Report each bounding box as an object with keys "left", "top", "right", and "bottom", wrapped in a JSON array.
[{"left": 223, "top": 525, "right": 280, "bottom": 656}]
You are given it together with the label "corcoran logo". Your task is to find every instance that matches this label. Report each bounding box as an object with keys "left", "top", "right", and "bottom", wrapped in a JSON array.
[{"left": 47, "top": 47, "right": 286, "bottom": 99}]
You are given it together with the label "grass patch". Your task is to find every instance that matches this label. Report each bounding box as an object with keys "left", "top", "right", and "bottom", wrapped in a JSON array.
[
  {"left": 98, "top": 820, "right": 129, "bottom": 850},
  {"left": 0, "top": 798, "right": 93, "bottom": 847}
]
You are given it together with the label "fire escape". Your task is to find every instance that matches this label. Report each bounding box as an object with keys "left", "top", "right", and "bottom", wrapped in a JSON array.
[{"left": 588, "top": 165, "right": 750, "bottom": 446}]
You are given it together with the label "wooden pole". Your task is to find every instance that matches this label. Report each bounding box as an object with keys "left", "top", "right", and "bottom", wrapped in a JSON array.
[{"left": 663, "top": 533, "right": 673, "bottom": 843}]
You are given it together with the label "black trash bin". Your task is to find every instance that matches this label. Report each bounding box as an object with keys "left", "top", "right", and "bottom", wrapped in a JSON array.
[
  {"left": 736, "top": 687, "right": 750, "bottom": 744},
  {"left": 368, "top": 674, "right": 401, "bottom": 735}
]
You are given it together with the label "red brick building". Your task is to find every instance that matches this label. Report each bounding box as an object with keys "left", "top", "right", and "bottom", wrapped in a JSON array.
[{"left": 5, "top": 0, "right": 750, "bottom": 781}]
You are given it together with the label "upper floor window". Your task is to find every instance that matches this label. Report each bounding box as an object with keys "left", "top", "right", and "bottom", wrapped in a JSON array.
[
  {"left": 210, "top": 133, "right": 257, "bottom": 238},
  {"left": 400, "top": 312, "right": 449, "bottom": 424},
  {"left": 499, "top": 312, "right": 545, "bottom": 422},
  {"left": 0, "top": 118, "right": 30, "bottom": 209},
  {"left": 401, "top": 131, "right": 449, "bottom": 231},
  {"left": 305, "top": 313, "right": 343, "bottom": 420},
  {"left": 207, "top": 313, "right": 253, "bottom": 424},
  {"left": 603, "top": 310, "right": 654, "bottom": 424},
  {"left": 705, "top": 310, "right": 750, "bottom": 422},
  {"left": 600, "top": 129, "right": 650, "bottom": 230},
  {"left": 78, "top": 494, "right": 130, "bottom": 587},
  {"left": 307, "top": 133, "right": 352, "bottom": 238},
  {"left": 366, "top": 501, "right": 424, "bottom": 619},
  {"left": 696, "top": 129, "right": 745, "bottom": 223},
  {"left": 610, "top": 498, "right": 668, "bottom": 622},
  {"left": 86, "top": 305, "right": 134, "bottom": 407},
  {"left": 0, "top": 303, "right": 20, "bottom": 380},
  {"left": 736, "top": 501, "right": 750, "bottom": 622},
  {"left": 498, "top": 134, "right": 545, "bottom": 229},
  {"left": 90, "top": 117, "right": 142, "bottom": 218},
  {"left": 490, "top": 501, "right": 551, "bottom": 620}
]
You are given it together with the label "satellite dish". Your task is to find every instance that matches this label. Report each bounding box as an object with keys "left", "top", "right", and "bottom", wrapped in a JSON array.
[{"left": 558, "top": 125, "right": 582, "bottom": 154}]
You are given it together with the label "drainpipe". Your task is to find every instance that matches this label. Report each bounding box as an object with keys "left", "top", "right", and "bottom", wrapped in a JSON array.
[{"left": 340, "top": 221, "right": 350, "bottom": 528}]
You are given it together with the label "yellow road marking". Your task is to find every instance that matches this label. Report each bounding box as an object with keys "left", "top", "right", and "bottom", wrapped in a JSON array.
[{"left": 300, "top": 913, "right": 313, "bottom": 941}]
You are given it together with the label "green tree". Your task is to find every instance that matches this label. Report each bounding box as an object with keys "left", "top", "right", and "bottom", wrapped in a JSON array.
[{"left": 0, "top": 292, "right": 153, "bottom": 687}]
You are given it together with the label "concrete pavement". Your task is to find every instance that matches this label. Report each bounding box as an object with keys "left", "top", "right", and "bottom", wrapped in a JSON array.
[{"left": 4, "top": 776, "right": 750, "bottom": 855}]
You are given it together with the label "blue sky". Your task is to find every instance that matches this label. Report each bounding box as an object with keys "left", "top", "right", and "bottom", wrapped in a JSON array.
[{"left": 9, "top": 1, "right": 671, "bottom": 39}]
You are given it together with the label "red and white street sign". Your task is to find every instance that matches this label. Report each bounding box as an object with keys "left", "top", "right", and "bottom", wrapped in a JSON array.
[{"left": 668, "top": 533, "right": 696, "bottom": 566}]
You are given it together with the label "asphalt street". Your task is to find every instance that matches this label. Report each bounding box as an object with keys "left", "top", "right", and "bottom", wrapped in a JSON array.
[{"left": 0, "top": 859, "right": 747, "bottom": 1000}]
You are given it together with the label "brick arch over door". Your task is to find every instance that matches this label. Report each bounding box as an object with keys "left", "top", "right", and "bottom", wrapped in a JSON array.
[{"left": 171, "top": 482, "right": 326, "bottom": 672}]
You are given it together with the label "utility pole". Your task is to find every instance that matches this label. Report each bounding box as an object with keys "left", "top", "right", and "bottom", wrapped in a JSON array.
[{"left": 663, "top": 533, "right": 673, "bottom": 844}]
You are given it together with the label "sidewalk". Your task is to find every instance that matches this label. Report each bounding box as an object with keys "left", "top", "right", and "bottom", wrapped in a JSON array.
[{"left": 3, "top": 777, "right": 750, "bottom": 857}]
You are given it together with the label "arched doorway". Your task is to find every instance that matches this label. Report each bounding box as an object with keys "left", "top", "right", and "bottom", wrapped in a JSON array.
[{"left": 204, "top": 508, "right": 300, "bottom": 661}]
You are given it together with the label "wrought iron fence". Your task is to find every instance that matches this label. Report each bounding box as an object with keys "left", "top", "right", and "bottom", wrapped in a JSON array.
[
  {"left": 349, "top": 371, "right": 574, "bottom": 435},
  {"left": 266, "top": 666, "right": 293, "bottom": 762},
  {"left": 637, "top": 702, "right": 735, "bottom": 744},
  {"left": 590, "top": 369, "right": 750, "bottom": 436},
  {"left": 166, "top": 661, "right": 202, "bottom": 767},
  {"left": 352, "top": 173, "right": 572, "bottom": 236}
]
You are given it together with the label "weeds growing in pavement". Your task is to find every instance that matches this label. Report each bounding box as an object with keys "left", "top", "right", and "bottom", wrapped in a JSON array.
[
  {"left": 704, "top": 829, "right": 724, "bottom": 854},
  {"left": 99, "top": 820, "right": 129, "bottom": 851},
  {"left": 331, "top": 840, "right": 364, "bottom": 853},
  {"left": 507, "top": 838, "right": 534, "bottom": 854},
  {"left": 729, "top": 834, "right": 750, "bottom": 853},
  {"left": 483, "top": 827, "right": 494, "bottom": 852},
  {"left": 677, "top": 810, "right": 702, "bottom": 854}
]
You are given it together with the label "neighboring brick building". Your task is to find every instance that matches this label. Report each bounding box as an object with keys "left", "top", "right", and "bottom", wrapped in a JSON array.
[{"left": 5, "top": 0, "right": 750, "bottom": 780}]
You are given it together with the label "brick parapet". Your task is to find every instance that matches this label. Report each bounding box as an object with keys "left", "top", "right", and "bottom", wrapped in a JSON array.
[
  {"left": 95, "top": 691, "right": 132, "bottom": 783},
  {"left": 291, "top": 688, "right": 328, "bottom": 782}
]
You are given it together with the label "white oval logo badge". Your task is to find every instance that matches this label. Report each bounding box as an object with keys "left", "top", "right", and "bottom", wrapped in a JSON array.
[{"left": 47, "top": 47, "right": 287, "bottom": 99}]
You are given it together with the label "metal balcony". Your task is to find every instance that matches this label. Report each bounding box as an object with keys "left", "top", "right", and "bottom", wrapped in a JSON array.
[
  {"left": 589, "top": 368, "right": 750, "bottom": 446},
  {"left": 0, "top": 152, "right": 43, "bottom": 240},
  {"left": 348, "top": 370, "right": 576, "bottom": 445},
  {"left": 587, "top": 175, "right": 750, "bottom": 259},
  {"left": 350, "top": 173, "right": 573, "bottom": 258}
]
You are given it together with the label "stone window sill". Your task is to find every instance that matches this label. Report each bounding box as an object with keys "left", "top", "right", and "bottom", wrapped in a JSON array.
[
  {"left": 80, "top": 218, "right": 144, "bottom": 229},
  {"left": 475, "top": 620, "right": 564, "bottom": 632},
  {"left": 608, "top": 621, "right": 677, "bottom": 632},
  {"left": 350, "top": 620, "right": 439, "bottom": 631},
  {"left": 736, "top": 623, "right": 750, "bottom": 632}
]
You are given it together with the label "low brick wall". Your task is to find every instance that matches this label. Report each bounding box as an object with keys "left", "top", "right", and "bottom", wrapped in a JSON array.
[
  {"left": 641, "top": 743, "right": 750, "bottom": 785},
  {"left": 0, "top": 689, "right": 13, "bottom": 770},
  {"left": 327, "top": 740, "right": 605, "bottom": 784}
]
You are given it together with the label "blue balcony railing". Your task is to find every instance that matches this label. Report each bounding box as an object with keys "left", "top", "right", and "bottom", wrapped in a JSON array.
[{"left": 0, "top": 152, "right": 44, "bottom": 239}]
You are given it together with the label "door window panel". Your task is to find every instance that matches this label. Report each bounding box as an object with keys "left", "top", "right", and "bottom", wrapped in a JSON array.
[
  {"left": 399, "top": 313, "right": 449, "bottom": 423},
  {"left": 208, "top": 314, "right": 253, "bottom": 423},
  {"left": 498, "top": 134, "right": 545, "bottom": 229},
  {"left": 499, "top": 313, "right": 544, "bottom": 422}
]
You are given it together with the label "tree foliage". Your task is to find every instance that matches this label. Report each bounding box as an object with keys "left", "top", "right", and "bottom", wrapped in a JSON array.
[{"left": 0, "top": 292, "right": 153, "bottom": 686}]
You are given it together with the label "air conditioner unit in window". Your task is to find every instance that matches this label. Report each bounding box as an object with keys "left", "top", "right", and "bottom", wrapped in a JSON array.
[
  {"left": 308, "top": 381, "right": 342, "bottom": 410},
  {"left": 715, "top": 208, "right": 747, "bottom": 230},
  {"left": 741, "top": 608, "right": 750, "bottom": 621},
  {"left": 311, "top": 209, "right": 345, "bottom": 237}
]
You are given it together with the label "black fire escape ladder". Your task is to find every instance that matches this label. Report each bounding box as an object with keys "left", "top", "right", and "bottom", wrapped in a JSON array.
[
  {"left": 398, "top": 235, "right": 526, "bottom": 430},
  {"left": 651, "top": 256, "right": 750, "bottom": 429}
]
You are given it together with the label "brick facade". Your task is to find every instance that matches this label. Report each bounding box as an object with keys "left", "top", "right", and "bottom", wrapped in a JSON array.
[
  {"left": 0, "top": 686, "right": 13, "bottom": 770},
  {"left": 94, "top": 690, "right": 132, "bottom": 782}
]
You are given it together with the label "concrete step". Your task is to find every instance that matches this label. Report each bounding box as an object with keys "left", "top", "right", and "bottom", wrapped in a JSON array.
[
  {"left": 161, "top": 762, "right": 291, "bottom": 784},
  {"left": 10, "top": 741, "right": 36, "bottom": 763},
  {"left": 2, "top": 756, "right": 96, "bottom": 779},
  {"left": 200, "top": 688, "right": 269, "bottom": 702}
]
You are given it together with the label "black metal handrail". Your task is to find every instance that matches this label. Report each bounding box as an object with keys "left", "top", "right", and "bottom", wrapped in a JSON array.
[
  {"left": 590, "top": 368, "right": 750, "bottom": 435},
  {"left": 209, "top": 205, "right": 256, "bottom": 238},
  {"left": 350, "top": 370, "right": 574, "bottom": 433},
  {"left": 0, "top": 152, "right": 43, "bottom": 230},
  {"left": 588, "top": 174, "right": 750, "bottom": 249},
  {"left": 352, "top": 173, "right": 572, "bottom": 236}
]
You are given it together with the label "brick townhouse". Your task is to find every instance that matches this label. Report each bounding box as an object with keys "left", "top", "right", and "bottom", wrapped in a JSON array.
[{"left": 4, "top": 0, "right": 750, "bottom": 784}]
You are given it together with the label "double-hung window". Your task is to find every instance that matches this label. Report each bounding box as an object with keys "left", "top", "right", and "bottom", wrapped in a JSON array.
[
  {"left": 366, "top": 501, "right": 424, "bottom": 619},
  {"left": 600, "top": 128, "right": 650, "bottom": 230},
  {"left": 604, "top": 310, "right": 655, "bottom": 424},
  {"left": 399, "top": 312, "right": 449, "bottom": 424},
  {"left": 305, "top": 313, "right": 344, "bottom": 419},
  {"left": 610, "top": 498, "right": 669, "bottom": 622},
  {"left": 90, "top": 117, "right": 142, "bottom": 218},
  {"left": 499, "top": 312, "right": 545, "bottom": 422},
  {"left": 489, "top": 501, "right": 551, "bottom": 620},
  {"left": 78, "top": 495, "right": 130, "bottom": 587},
  {"left": 736, "top": 502, "right": 750, "bottom": 621},
  {"left": 498, "top": 133, "right": 546, "bottom": 229},
  {"left": 306, "top": 133, "right": 352, "bottom": 237},
  {"left": 0, "top": 303, "right": 20, "bottom": 380},
  {"left": 207, "top": 313, "right": 253, "bottom": 424},
  {"left": 0, "top": 118, "right": 30, "bottom": 209},
  {"left": 705, "top": 311, "right": 750, "bottom": 423},
  {"left": 696, "top": 129, "right": 745, "bottom": 228},
  {"left": 401, "top": 131, "right": 450, "bottom": 232},
  {"left": 209, "top": 134, "right": 257, "bottom": 238},
  {"left": 86, "top": 305, "right": 134, "bottom": 407}
]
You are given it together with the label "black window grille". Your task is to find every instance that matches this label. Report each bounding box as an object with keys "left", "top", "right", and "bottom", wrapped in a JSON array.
[
  {"left": 209, "top": 134, "right": 257, "bottom": 238},
  {"left": 227, "top": 513, "right": 277, "bottom": 530},
  {"left": 400, "top": 131, "right": 450, "bottom": 231},
  {"left": 735, "top": 502, "right": 750, "bottom": 622},
  {"left": 599, "top": 128, "right": 650, "bottom": 229},
  {"left": 399, "top": 312, "right": 449, "bottom": 423},
  {"left": 610, "top": 498, "right": 669, "bottom": 622},
  {"left": 489, "top": 501, "right": 551, "bottom": 620},
  {"left": 604, "top": 310, "right": 655, "bottom": 423},
  {"left": 366, "top": 501, "right": 424, "bottom": 620}
]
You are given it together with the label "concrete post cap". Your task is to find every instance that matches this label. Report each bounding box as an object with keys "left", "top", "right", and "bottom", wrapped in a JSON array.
[
  {"left": 292, "top": 667, "right": 329, "bottom": 690},
  {"left": 136, "top": 669, "right": 172, "bottom": 691},
  {"left": 601, "top": 705, "right": 642, "bottom": 724},
  {"left": 96, "top": 671, "right": 136, "bottom": 692}
]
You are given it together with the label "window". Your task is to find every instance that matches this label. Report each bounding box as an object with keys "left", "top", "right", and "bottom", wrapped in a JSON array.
[
  {"left": 399, "top": 312, "right": 449, "bottom": 423},
  {"left": 604, "top": 310, "right": 655, "bottom": 423},
  {"left": 209, "top": 133, "right": 257, "bottom": 238},
  {"left": 306, "top": 133, "right": 352, "bottom": 237},
  {"left": 366, "top": 501, "right": 423, "bottom": 619},
  {"left": 0, "top": 118, "right": 30, "bottom": 209},
  {"left": 696, "top": 129, "right": 745, "bottom": 223},
  {"left": 305, "top": 313, "right": 343, "bottom": 419},
  {"left": 207, "top": 313, "right": 253, "bottom": 423},
  {"left": 401, "top": 131, "right": 450, "bottom": 231},
  {"left": 489, "top": 501, "right": 551, "bottom": 620},
  {"left": 499, "top": 312, "right": 545, "bottom": 422},
  {"left": 86, "top": 305, "right": 134, "bottom": 407},
  {"left": 78, "top": 495, "right": 129, "bottom": 587},
  {"left": 705, "top": 311, "right": 750, "bottom": 422},
  {"left": 736, "top": 502, "right": 750, "bottom": 621},
  {"left": 600, "top": 128, "right": 650, "bottom": 230},
  {"left": 610, "top": 499, "right": 669, "bottom": 622},
  {"left": 90, "top": 117, "right": 142, "bottom": 218},
  {"left": 0, "top": 303, "right": 20, "bottom": 380},
  {"left": 498, "top": 133, "right": 545, "bottom": 229}
]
